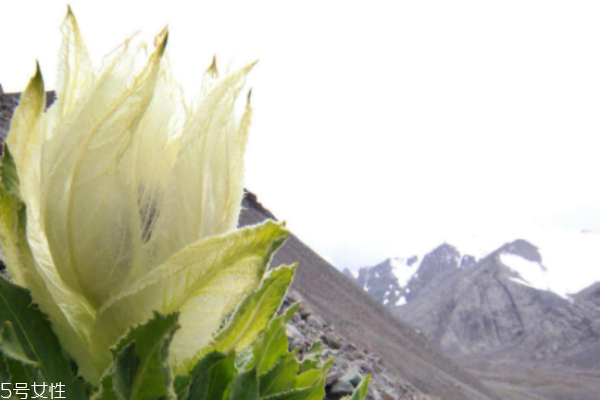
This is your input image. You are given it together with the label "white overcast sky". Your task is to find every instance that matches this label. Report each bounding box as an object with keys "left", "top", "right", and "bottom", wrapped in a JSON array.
[{"left": 2, "top": 0, "right": 600, "bottom": 273}]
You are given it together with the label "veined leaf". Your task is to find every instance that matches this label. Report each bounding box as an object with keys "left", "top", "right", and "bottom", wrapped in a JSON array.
[
  {"left": 229, "top": 367, "right": 258, "bottom": 400},
  {"left": 90, "top": 221, "right": 289, "bottom": 378},
  {"left": 0, "top": 322, "right": 40, "bottom": 389},
  {"left": 187, "top": 265, "right": 296, "bottom": 371},
  {"left": 185, "top": 351, "right": 225, "bottom": 400},
  {"left": 259, "top": 350, "right": 300, "bottom": 397},
  {"left": 113, "top": 343, "right": 139, "bottom": 400},
  {"left": 295, "top": 359, "right": 333, "bottom": 400},
  {"left": 206, "top": 353, "right": 235, "bottom": 400},
  {"left": 0, "top": 322, "right": 38, "bottom": 366},
  {"left": 0, "top": 277, "right": 86, "bottom": 400},
  {"left": 252, "top": 302, "right": 300, "bottom": 375},
  {"left": 110, "top": 313, "right": 179, "bottom": 400},
  {"left": 298, "top": 341, "right": 322, "bottom": 373}
]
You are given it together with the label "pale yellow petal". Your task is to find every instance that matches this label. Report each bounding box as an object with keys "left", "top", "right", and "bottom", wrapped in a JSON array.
[
  {"left": 41, "top": 33, "right": 168, "bottom": 310},
  {"left": 147, "top": 63, "right": 255, "bottom": 266}
]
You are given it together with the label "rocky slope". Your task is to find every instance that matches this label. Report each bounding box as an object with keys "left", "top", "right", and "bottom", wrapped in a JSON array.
[
  {"left": 283, "top": 290, "right": 420, "bottom": 400},
  {"left": 239, "top": 193, "right": 500, "bottom": 400}
]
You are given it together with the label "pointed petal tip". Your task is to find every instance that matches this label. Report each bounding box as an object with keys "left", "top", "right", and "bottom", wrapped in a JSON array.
[
  {"left": 154, "top": 27, "right": 169, "bottom": 56},
  {"left": 64, "top": 4, "right": 78, "bottom": 24},
  {"left": 32, "top": 62, "right": 44, "bottom": 91},
  {"left": 245, "top": 60, "right": 259, "bottom": 73},
  {"left": 206, "top": 55, "right": 219, "bottom": 78}
]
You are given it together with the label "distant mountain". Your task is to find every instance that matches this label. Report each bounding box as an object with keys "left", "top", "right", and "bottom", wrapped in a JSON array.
[
  {"left": 345, "top": 244, "right": 479, "bottom": 309},
  {"left": 575, "top": 282, "right": 600, "bottom": 308},
  {"left": 347, "top": 239, "right": 600, "bottom": 399}
]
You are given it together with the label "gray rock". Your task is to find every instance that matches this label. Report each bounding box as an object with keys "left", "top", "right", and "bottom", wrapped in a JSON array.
[
  {"left": 326, "top": 371, "right": 342, "bottom": 386},
  {"left": 330, "top": 379, "right": 354, "bottom": 397},
  {"left": 355, "top": 360, "right": 374, "bottom": 375},
  {"left": 306, "top": 314, "right": 324, "bottom": 328},
  {"left": 341, "top": 368, "right": 362, "bottom": 386},
  {"left": 286, "top": 324, "right": 303, "bottom": 341},
  {"left": 321, "top": 333, "right": 342, "bottom": 350}
]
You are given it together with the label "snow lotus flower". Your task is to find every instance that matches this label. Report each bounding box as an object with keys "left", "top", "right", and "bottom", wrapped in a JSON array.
[{"left": 0, "top": 9, "right": 288, "bottom": 384}]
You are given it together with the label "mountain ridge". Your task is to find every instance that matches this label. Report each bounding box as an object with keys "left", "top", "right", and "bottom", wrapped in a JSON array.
[{"left": 347, "top": 238, "right": 600, "bottom": 399}]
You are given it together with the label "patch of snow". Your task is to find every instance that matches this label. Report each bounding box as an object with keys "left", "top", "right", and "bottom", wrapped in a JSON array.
[
  {"left": 395, "top": 296, "right": 407, "bottom": 306},
  {"left": 383, "top": 298, "right": 389, "bottom": 305},
  {"left": 406, "top": 288, "right": 411, "bottom": 293},
  {"left": 390, "top": 257, "right": 421, "bottom": 288},
  {"left": 500, "top": 253, "right": 567, "bottom": 298}
]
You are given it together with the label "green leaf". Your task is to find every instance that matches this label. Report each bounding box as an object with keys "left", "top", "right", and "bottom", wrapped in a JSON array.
[
  {"left": 206, "top": 353, "right": 235, "bottom": 400},
  {"left": 0, "top": 322, "right": 37, "bottom": 366},
  {"left": 0, "top": 146, "right": 21, "bottom": 199},
  {"left": 259, "top": 350, "right": 299, "bottom": 397},
  {"left": 113, "top": 343, "right": 140, "bottom": 400},
  {"left": 298, "top": 341, "right": 321, "bottom": 373},
  {"left": 4, "top": 357, "right": 37, "bottom": 387},
  {"left": 0, "top": 356, "right": 10, "bottom": 384},
  {"left": 91, "top": 375, "right": 118, "bottom": 400},
  {"left": 229, "top": 367, "right": 258, "bottom": 400},
  {"left": 0, "top": 146, "right": 31, "bottom": 288},
  {"left": 252, "top": 302, "right": 299, "bottom": 375},
  {"left": 261, "top": 388, "right": 312, "bottom": 400},
  {"left": 0, "top": 277, "right": 86, "bottom": 400},
  {"left": 295, "top": 359, "right": 333, "bottom": 400},
  {"left": 174, "top": 375, "right": 191, "bottom": 400},
  {"left": 187, "top": 352, "right": 226, "bottom": 400},
  {"left": 110, "top": 312, "right": 179, "bottom": 400},
  {"left": 342, "top": 375, "right": 371, "bottom": 400},
  {"left": 0, "top": 323, "right": 42, "bottom": 393},
  {"left": 195, "top": 265, "right": 296, "bottom": 366}
]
